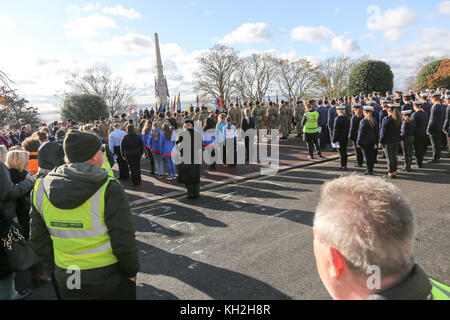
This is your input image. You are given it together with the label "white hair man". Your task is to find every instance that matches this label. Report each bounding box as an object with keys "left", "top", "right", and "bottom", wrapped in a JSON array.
[{"left": 313, "top": 175, "right": 449, "bottom": 300}]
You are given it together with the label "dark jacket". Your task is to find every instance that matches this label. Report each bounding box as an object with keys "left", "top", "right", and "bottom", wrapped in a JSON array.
[
  {"left": 380, "top": 116, "right": 401, "bottom": 145},
  {"left": 427, "top": 103, "right": 446, "bottom": 134},
  {"left": 29, "top": 163, "right": 139, "bottom": 300},
  {"left": 412, "top": 110, "right": 428, "bottom": 138},
  {"left": 327, "top": 106, "right": 338, "bottom": 131},
  {"left": 401, "top": 120, "right": 415, "bottom": 140},
  {"left": 121, "top": 132, "right": 144, "bottom": 159},
  {"left": 379, "top": 109, "right": 388, "bottom": 129},
  {"left": 357, "top": 118, "right": 378, "bottom": 146},
  {"left": 8, "top": 168, "right": 31, "bottom": 238},
  {"left": 0, "top": 161, "right": 33, "bottom": 220},
  {"left": 316, "top": 106, "right": 328, "bottom": 127},
  {"left": 366, "top": 265, "right": 432, "bottom": 300},
  {"left": 444, "top": 105, "right": 450, "bottom": 133},
  {"left": 349, "top": 115, "right": 363, "bottom": 141},
  {"left": 332, "top": 116, "right": 350, "bottom": 143},
  {"left": 402, "top": 103, "right": 414, "bottom": 112},
  {"left": 176, "top": 129, "right": 201, "bottom": 185},
  {"left": 38, "top": 141, "right": 65, "bottom": 171},
  {"left": 241, "top": 116, "right": 255, "bottom": 132},
  {"left": 0, "top": 204, "right": 12, "bottom": 279}
]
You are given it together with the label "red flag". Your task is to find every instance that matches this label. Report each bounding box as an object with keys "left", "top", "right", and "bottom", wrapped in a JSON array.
[{"left": 218, "top": 98, "right": 223, "bottom": 106}]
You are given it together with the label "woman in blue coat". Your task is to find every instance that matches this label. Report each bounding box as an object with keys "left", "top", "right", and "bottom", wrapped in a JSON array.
[
  {"left": 332, "top": 105, "right": 350, "bottom": 171},
  {"left": 357, "top": 106, "right": 379, "bottom": 175},
  {"left": 379, "top": 104, "right": 402, "bottom": 179},
  {"left": 349, "top": 104, "right": 364, "bottom": 167}
]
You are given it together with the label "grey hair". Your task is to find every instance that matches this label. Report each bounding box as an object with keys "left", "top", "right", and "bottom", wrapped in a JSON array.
[
  {"left": 314, "top": 175, "right": 415, "bottom": 277},
  {"left": 0, "top": 144, "right": 7, "bottom": 163}
]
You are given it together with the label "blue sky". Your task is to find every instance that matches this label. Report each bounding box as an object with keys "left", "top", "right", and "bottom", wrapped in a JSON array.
[{"left": 0, "top": 0, "right": 449, "bottom": 113}]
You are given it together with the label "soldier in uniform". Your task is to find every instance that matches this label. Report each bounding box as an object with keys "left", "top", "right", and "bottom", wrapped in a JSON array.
[
  {"left": 199, "top": 106, "right": 209, "bottom": 124},
  {"left": 251, "top": 101, "right": 266, "bottom": 143},
  {"left": 176, "top": 112, "right": 185, "bottom": 129},
  {"left": 278, "top": 101, "right": 291, "bottom": 139},
  {"left": 294, "top": 101, "right": 305, "bottom": 138},
  {"left": 288, "top": 102, "right": 295, "bottom": 134},
  {"left": 266, "top": 102, "right": 279, "bottom": 136},
  {"left": 227, "top": 104, "right": 241, "bottom": 130}
]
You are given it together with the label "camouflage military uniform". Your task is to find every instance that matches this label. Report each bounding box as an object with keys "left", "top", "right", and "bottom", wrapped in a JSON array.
[
  {"left": 252, "top": 104, "right": 266, "bottom": 142},
  {"left": 288, "top": 105, "right": 294, "bottom": 133},
  {"left": 294, "top": 102, "right": 305, "bottom": 136},
  {"left": 199, "top": 110, "right": 209, "bottom": 124},
  {"left": 176, "top": 114, "right": 184, "bottom": 128},
  {"left": 228, "top": 107, "right": 241, "bottom": 129},
  {"left": 278, "top": 104, "right": 291, "bottom": 139},
  {"left": 266, "top": 104, "right": 279, "bottom": 134}
]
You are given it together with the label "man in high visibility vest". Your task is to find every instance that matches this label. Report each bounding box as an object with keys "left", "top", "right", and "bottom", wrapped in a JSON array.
[
  {"left": 29, "top": 130, "right": 139, "bottom": 300},
  {"left": 313, "top": 175, "right": 449, "bottom": 300},
  {"left": 302, "top": 103, "right": 326, "bottom": 160}
]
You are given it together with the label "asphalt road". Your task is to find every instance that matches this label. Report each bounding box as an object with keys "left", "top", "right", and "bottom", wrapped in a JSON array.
[{"left": 25, "top": 154, "right": 450, "bottom": 300}]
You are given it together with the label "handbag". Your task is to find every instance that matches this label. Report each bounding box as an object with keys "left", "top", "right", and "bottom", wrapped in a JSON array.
[{"left": 1, "top": 220, "right": 39, "bottom": 272}]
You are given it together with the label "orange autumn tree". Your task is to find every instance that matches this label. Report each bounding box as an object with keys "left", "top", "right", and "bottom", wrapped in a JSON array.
[{"left": 426, "top": 59, "right": 450, "bottom": 89}]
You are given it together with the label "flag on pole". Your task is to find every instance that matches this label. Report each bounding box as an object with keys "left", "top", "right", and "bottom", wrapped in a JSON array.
[
  {"left": 176, "top": 92, "right": 181, "bottom": 112},
  {"left": 165, "top": 77, "right": 170, "bottom": 98},
  {"left": 268, "top": 95, "right": 271, "bottom": 102},
  {"left": 276, "top": 93, "right": 279, "bottom": 105}
]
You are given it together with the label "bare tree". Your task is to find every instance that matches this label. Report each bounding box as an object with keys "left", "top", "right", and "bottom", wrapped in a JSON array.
[
  {"left": 275, "top": 58, "right": 316, "bottom": 102},
  {"left": 313, "top": 56, "right": 356, "bottom": 98},
  {"left": 233, "top": 53, "right": 277, "bottom": 101},
  {"left": 193, "top": 45, "right": 240, "bottom": 102},
  {"left": 64, "top": 63, "right": 136, "bottom": 117}
]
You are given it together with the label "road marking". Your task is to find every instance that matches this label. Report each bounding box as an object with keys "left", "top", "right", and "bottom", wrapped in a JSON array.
[{"left": 272, "top": 209, "right": 290, "bottom": 217}]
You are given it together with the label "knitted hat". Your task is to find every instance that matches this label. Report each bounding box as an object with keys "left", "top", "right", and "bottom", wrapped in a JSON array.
[{"left": 64, "top": 130, "right": 102, "bottom": 163}]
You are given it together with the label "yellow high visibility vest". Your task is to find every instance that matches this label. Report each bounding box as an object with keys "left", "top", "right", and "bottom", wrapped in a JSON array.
[
  {"left": 304, "top": 111, "right": 319, "bottom": 133},
  {"left": 429, "top": 278, "right": 450, "bottom": 300},
  {"left": 32, "top": 178, "right": 118, "bottom": 270},
  {"left": 102, "top": 144, "right": 115, "bottom": 178}
]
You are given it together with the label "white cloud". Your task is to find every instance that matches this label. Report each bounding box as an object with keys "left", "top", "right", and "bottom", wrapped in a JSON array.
[
  {"left": 331, "top": 36, "right": 361, "bottom": 52},
  {"left": 221, "top": 23, "right": 272, "bottom": 45},
  {"left": 291, "top": 26, "right": 335, "bottom": 43},
  {"left": 64, "top": 13, "right": 118, "bottom": 38},
  {"left": 0, "top": 13, "right": 13, "bottom": 28},
  {"left": 204, "top": 9, "right": 215, "bottom": 15},
  {"left": 82, "top": 2, "right": 101, "bottom": 12},
  {"left": 334, "top": 8, "right": 341, "bottom": 14},
  {"left": 367, "top": 6, "right": 416, "bottom": 31},
  {"left": 384, "top": 29, "right": 402, "bottom": 41},
  {"left": 83, "top": 33, "right": 153, "bottom": 56},
  {"left": 362, "top": 33, "right": 376, "bottom": 40},
  {"left": 438, "top": 1, "right": 450, "bottom": 15},
  {"left": 420, "top": 28, "right": 450, "bottom": 41},
  {"left": 103, "top": 5, "right": 142, "bottom": 20}
]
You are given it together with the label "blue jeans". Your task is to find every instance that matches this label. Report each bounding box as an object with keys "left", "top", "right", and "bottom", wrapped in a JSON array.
[
  {"left": 153, "top": 154, "right": 164, "bottom": 176},
  {"left": 165, "top": 157, "right": 176, "bottom": 177},
  {"left": 0, "top": 273, "right": 14, "bottom": 300}
]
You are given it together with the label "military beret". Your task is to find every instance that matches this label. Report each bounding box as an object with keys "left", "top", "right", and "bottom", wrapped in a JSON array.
[
  {"left": 363, "top": 106, "right": 373, "bottom": 111},
  {"left": 352, "top": 104, "right": 362, "bottom": 108}
]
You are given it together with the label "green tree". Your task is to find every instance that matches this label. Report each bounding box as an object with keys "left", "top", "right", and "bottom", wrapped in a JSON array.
[
  {"left": 61, "top": 94, "right": 109, "bottom": 123},
  {"left": 349, "top": 60, "right": 393, "bottom": 96},
  {"left": 416, "top": 59, "right": 447, "bottom": 90}
]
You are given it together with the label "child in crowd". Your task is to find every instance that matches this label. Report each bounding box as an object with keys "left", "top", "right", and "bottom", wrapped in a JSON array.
[
  {"left": 160, "top": 124, "right": 177, "bottom": 181},
  {"left": 150, "top": 123, "right": 164, "bottom": 178}
]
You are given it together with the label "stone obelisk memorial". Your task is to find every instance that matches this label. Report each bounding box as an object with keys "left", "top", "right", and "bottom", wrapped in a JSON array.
[{"left": 154, "top": 33, "right": 168, "bottom": 109}]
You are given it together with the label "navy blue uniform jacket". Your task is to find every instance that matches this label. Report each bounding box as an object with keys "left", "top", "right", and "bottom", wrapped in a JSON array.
[
  {"left": 357, "top": 118, "right": 378, "bottom": 146},
  {"left": 349, "top": 115, "right": 363, "bottom": 141},
  {"left": 427, "top": 104, "right": 446, "bottom": 134},
  {"left": 380, "top": 116, "right": 401, "bottom": 145},
  {"left": 332, "top": 116, "right": 350, "bottom": 143},
  {"left": 411, "top": 110, "right": 428, "bottom": 138}
]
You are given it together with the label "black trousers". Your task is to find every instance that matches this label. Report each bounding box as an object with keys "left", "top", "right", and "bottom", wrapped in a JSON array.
[
  {"left": 402, "top": 136, "right": 414, "bottom": 169},
  {"left": 101, "top": 277, "right": 136, "bottom": 300},
  {"left": 305, "top": 133, "right": 321, "bottom": 157},
  {"left": 337, "top": 140, "right": 348, "bottom": 168},
  {"left": 319, "top": 126, "right": 327, "bottom": 149},
  {"left": 114, "top": 146, "right": 130, "bottom": 180},
  {"left": 383, "top": 142, "right": 400, "bottom": 173},
  {"left": 429, "top": 133, "right": 442, "bottom": 161},
  {"left": 442, "top": 131, "right": 448, "bottom": 148},
  {"left": 127, "top": 155, "right": 142, "bottom": 186},
  {"left": 145, "top": 148, "right": 156, "bottom": 173},
  {"left": 352, "top": 139, "right": 364, "bottom": 165},
  {"left": 361, "top": 145, "right": 376, "bottom": 173},
  {"left": 245, "top": 136, "right": 250, "bottom": 161},
  {"left": 414, "top": 136, "right": 428, "bottom": 166}
]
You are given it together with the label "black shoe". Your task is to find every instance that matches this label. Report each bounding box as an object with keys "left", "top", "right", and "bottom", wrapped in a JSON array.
[
  {"left": 426, "top": 160, "right": 440, "bottom": 164},
  {"left": 354, "top": 164, "right": 363, "bottom": 168},
  {"left": 318, "top": 155, "right": 327, "bottom": 159},
  {"left": 363, "top": 171, "right": 370, "bottom": 175}
]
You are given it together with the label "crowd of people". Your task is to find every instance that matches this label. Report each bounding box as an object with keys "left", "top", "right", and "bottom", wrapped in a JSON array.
[{"left": 0, "top": 86, "right": 449, "bottom": 300}]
